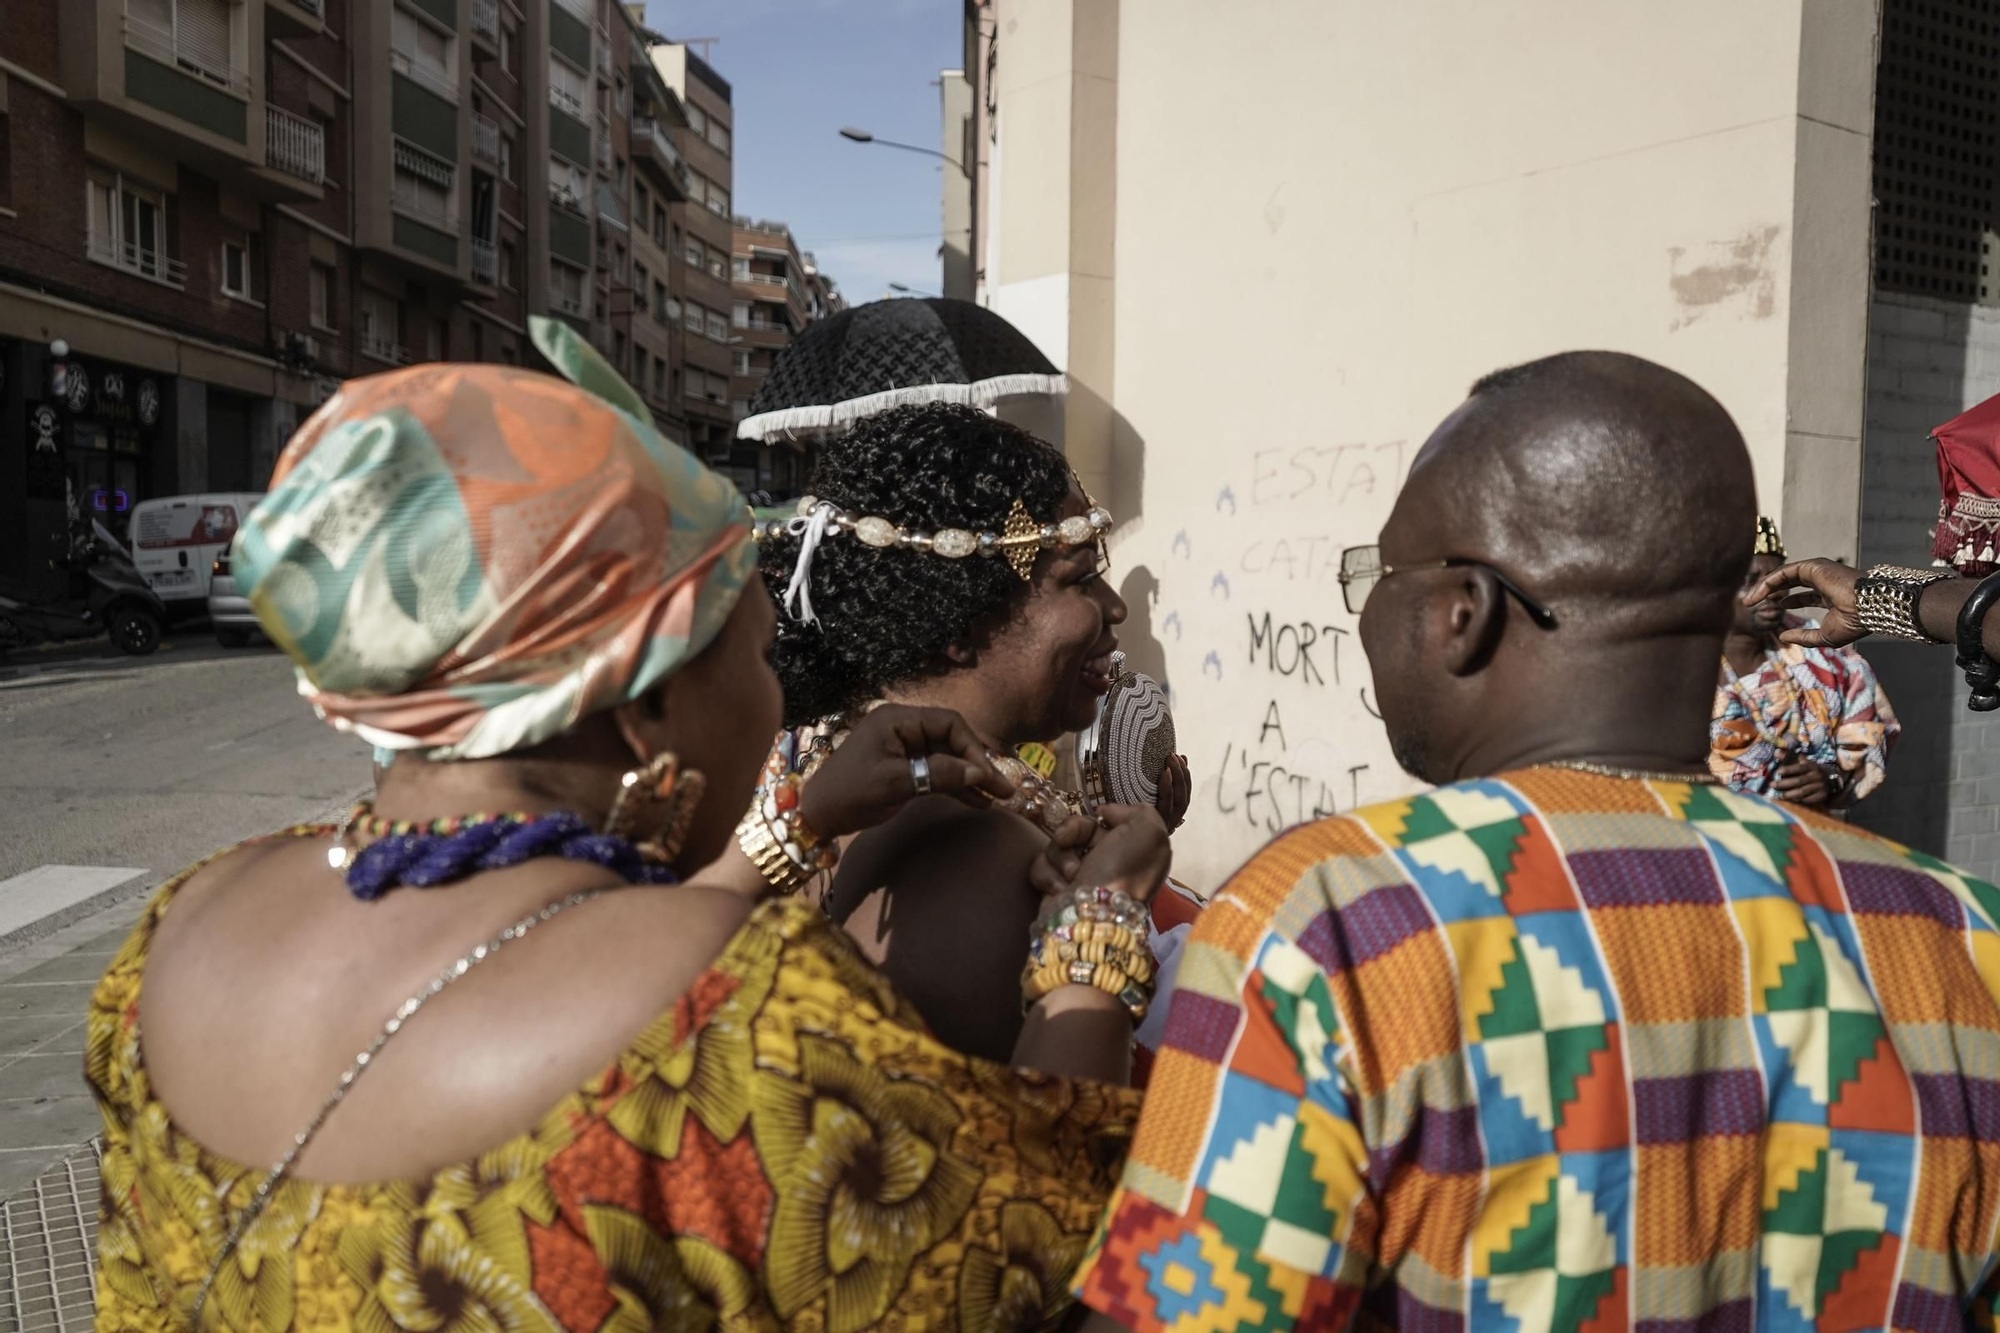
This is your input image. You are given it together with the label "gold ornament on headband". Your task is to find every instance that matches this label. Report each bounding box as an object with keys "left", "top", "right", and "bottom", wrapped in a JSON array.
[
  {"left": 1754, "top": 516, "right": 1785, "bottom": 559},
  {"left": 755, "top": 495, "right": 1116, "bottom": 619}
]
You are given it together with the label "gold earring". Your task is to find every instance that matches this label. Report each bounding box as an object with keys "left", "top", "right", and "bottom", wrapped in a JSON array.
[{"left": 605, "top": 751, "right": 707, "bottom": 863}]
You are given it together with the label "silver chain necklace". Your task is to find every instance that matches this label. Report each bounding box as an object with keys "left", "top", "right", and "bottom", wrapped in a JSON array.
[
  {"left": 188, "top": 886, "right": 615, "bottom": 1325},
  {"left": 1539, "top": 759, "right": 1722, "bottom": 786}
]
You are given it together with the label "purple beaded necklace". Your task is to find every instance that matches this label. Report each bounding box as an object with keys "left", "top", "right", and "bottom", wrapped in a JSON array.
[{"left": 334, "top": 807, "right": 677, "bottom": 901}]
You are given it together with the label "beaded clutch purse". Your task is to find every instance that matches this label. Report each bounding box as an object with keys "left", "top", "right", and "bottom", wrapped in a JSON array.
[{"left": 1076, "top": 652, "right": 1176, "bottom": 812}]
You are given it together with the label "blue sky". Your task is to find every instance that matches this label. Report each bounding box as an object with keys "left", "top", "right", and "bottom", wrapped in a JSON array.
[{"left": 642, "top": 0, "right": 962, "bottom": 304}]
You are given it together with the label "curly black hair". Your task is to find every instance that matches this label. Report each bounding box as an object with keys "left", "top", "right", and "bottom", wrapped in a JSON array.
[{"left": 759, "top": 403, "right": 1074, "bottom": 726}]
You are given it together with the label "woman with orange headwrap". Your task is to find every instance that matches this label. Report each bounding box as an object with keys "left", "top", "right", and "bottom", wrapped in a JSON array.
[{"left": 87, "top": 321, "right": 1156, "bottom": 1332}]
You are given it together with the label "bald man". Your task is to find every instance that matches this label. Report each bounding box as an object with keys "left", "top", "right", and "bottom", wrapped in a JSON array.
[{"left": 1073, "top": 353, "right": 2000, "bottom": 1333}]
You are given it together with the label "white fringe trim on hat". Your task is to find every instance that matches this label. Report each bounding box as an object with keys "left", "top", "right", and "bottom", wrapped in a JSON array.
[{"left": 734, "top": 372, "right": 1068, "bottom": 443}]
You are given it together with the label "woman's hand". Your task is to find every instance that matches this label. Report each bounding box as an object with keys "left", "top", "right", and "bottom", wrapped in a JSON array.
[
  {"left": 1745, "top": 559, "right": 1866, "bottom": 649},
  {"left": 1030, "top": 804, "right": 1171, "bottom": 905},
  {"left": 795, "top": 705, "right": 1013, "bottom": 839},
  {"left": 1156, "top": 754, "right": 1191, "bottom": 833}
]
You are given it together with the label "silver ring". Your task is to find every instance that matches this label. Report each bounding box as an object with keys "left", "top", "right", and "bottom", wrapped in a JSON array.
[{"left": 909, "top": 755, "right": 933, "bottom": 796}]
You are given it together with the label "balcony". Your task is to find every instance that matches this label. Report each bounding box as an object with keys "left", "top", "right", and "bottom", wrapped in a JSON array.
[
  {"left": 267, "top": 0, "right": 326, "bottom": 38},
  {"left": 391, "top": 51, "right": 457, "bottom": 104},
  {"left": 391, "top": 183, "right": 461, "bottom": 234},
  {"left": 470, "top": 0, "right": 499, "bottom": 47},
  {"left": 362, "top": 333, "right": 410, "bottom": 366},
  {"left": 550, "top": 85, "right": 587, "bottom": 119},
  {"left": 630, "top": 117, "right": 689, "bottom": 199},
  {"left": 122, "top": 14, "right": 250, "bottom": 97},
  {"left": 471, "top": 238, "right": 497, "bottom": 285},
  {"left": 473, "top": 114, "right": 501, "bottom": 165},
  {"left": 595, "top": 134, "right": 610, "bottom": 172},
  {"left": 86, "top": 231, "right": 187, "bottom": 288},
  {"left": 552, "top": 0, "right": 591, "bottom": 23},
  {"left": 265, "top": 106, "right": 324, "bottom": 185},
  {"left": 552, "top": 289, "right": 587, "bottom": 318},
  {"left": 550, "top": 183, "right": 587, "bottom": 215}
]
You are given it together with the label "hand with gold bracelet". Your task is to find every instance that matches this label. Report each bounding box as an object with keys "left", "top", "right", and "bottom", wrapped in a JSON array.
[{"left": 698, "top": 705, "right": 1015, "bottom": 900}]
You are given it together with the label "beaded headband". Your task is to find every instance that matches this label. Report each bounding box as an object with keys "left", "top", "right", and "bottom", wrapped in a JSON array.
[
  {"left": 754, "top": 495, "right": 1115, "bottom": 625},
  {"left": 1754, "top": 515, "right": 1785, "bottom": 559}
]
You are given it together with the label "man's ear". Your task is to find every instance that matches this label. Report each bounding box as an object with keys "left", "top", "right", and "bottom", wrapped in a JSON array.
[{"left": 1439, "top": 567, "right": 1506, "bottom": 677}]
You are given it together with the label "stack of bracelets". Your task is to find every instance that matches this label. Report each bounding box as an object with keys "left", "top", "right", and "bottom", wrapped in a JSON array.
[
  {"left": 735, "top": 749, "right": 840, "bottom": 896},
  {"left": 1022, "top": 885, "right": 1158, "bottom": 1024}
]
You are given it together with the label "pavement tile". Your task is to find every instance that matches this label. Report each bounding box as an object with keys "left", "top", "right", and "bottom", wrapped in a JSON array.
[
  {"left": 8, "top": 951, "right": 116, "bottom": 986},
  {"left": 0, "top": 981, "right": 96, "bottom": 1021},
  {"left": 0, "top": 1053, "right": 89, "bottom": 1104},
  {"left": 0, "top": 1015, "right": 82, "bottom": 1057}
]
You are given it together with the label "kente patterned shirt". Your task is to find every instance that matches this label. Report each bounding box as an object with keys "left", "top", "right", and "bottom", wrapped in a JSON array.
[
  {"left": 1074, "top": 768, "right": 2000, "bottom": 1333},
  {"left": 1710, "top": 638, "right": 1899, "bottom": 804},
  {"left": 89, "top": 831, "right": 1139, "bottom": 1333}
]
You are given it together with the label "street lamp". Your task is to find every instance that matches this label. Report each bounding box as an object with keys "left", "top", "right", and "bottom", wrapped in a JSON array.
[
  {"left": 888, "top": 282, "right": 939, "bottom": 299},
  {"left": 839, "top": 126, "right": 966, "bottom": 175}
]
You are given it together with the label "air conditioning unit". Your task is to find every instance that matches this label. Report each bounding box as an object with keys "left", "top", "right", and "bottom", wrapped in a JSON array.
[{"left": 288, "top": 332, "right": 321, "bottom": 361}]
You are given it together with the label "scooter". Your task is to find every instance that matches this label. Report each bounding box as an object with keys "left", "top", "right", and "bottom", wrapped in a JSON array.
[{"left": 0, "top": 517, "right": 169, "bottom": 656}]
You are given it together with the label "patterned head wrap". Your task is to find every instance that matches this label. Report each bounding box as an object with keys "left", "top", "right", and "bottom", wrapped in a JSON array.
[
  {"left": 235, "top": 318, "right": 755, "bottom": 760},
  {"left": 1754, "top": 515, "right": 1785, "bottom": 559}
]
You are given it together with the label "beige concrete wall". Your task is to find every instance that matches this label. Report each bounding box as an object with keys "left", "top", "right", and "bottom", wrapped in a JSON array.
[{"left": 982, "top": 0, "right": 1878, "bottom": 888}]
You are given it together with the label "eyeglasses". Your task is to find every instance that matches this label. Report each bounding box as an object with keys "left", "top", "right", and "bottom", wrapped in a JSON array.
[{"left": 1337, "top": 545, "right": 1559, "bottom": 628}]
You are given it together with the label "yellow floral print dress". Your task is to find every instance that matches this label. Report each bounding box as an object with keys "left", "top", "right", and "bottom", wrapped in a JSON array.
[{"left": 86, "top": 832, "right": 1139, "bottom": 1333}]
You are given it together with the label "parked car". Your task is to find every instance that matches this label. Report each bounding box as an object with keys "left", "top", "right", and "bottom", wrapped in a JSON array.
[
  {"left": 207, "top": 546, "right": 260, "bottom": 648},
  {"left": 129, "top": 492, "right": 263, "bottom": 626}
]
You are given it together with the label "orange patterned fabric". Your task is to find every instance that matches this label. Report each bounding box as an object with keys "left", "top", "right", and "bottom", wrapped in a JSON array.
[{"left": 88, "top": 830, "right": 1140, "bottom": 1332}]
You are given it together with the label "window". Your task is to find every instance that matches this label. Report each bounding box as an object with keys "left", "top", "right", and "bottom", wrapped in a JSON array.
[
  {"left": 359, "top": 290, "right": 401, "bottom": 363},
  {"left": 653, "top": 356, "right": 667, "bottom": 398},
  {"left": 733, "top": 349, "right": 750, "bottom": 375},
  {"left": 732, "top": 256, "right": 749, "bottom": 280},
  {"left": 684, "top": 301, "right": 703, "bottom": 334},
  {"left": 613, "top": 329, "right": 626, "bottom": 371},
  {"left": 684, "top": 172, "right": 704, "bottom": 208},
  {"left": 613, "top": 242, "right": 627, "bottom": 282},
  {"left": 499, "top": 23, "right": 515, "bottom": 77},
  {"left": 393, "top": 142, "right": 456, "bottom": 229},
  {"left": 549, "top": 260, "right": 586, "bottom": 315},
  {"left": 127, "top": 0, "right": 242, "bottom": 91},
  {"left": 614, "top": 74, "right": 627, "bottom": 115},
  {"left": 501, "top": 239, "right": 518, "bottom": 290},
  {"left": 684, "top": 238, "right": 702, "bottom": 268},
  {"left": 706, "top": 185, "right": 728, "bottom": 217},
  {"left": 654, "top": 208, "right": 668, "bottom": 247},
  {"left": 500, "top": 133, "right": 514, "bottom": 183},
  {"left": 391, "top": 6, "right": 455, "bottom": 99},
  {"left": 705, "top": 312, "right": 727, "bottom": 342},
  {"left": 731, "top": 398, "right": 749, "bottom": 421},
  {"left": 634, "top": 262, "right": 649, "bottom": 305},
  {"left": 706, "top": 248, "right": 725, "bottom": 280},
  {"left": 634, "top": 183, "right": 648, "bottom": 222},
  {"left": 731, "top": 301, "right": 748, "bottom": 329},
  {"left": 709, "top": 121, "right": 730, "bottom": 156},
  {"left": 86, "top": 169, "right": 178, "bottom": 284},
  {"left": 549, "top": 155, "right": 587, "bottom": 208},
  {"left": 220, "top": 235, "right": 259, "bottom": 300},
  {"left": 652, "top": 278, "right": 669, "bottom": 322},
  {"left": 688, "top": 104, "right": 707, "bottom": 136},
  {"left": 309, "top": 262, "right": 336, "bottom": 329},
  {"left": 548, "top": 56, "right": 587, "bottom": 118}
]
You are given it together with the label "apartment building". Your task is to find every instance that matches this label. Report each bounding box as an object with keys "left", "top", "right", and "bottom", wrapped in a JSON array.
[
  {"left": 648, "top": 43, "right": 737, "bottom": 475},
  {"left": 0, "top": 0, "right": 549, "bottom": 592},
  {"left": 731, "top": 217, "right": 845, "bottom": 495}
]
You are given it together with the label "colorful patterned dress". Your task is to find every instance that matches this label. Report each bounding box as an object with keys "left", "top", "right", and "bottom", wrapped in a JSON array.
[
  {"left": 1710, "top": 638, "right": 1899, "bottom": 804},
  {"left": 88, "top": 832, "right": 1139, "bottom": 1333},
  {"left": 1074, "top": 769, "right": 2000, "bottom": 1333}
]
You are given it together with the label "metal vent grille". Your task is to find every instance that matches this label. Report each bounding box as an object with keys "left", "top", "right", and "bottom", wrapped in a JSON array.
[
  {"left": 1873, "top": 0, "right": 2000, "bottom": 303},
  {"left": 0, "top": 1143, "right": 101, "bottom": 1333}
]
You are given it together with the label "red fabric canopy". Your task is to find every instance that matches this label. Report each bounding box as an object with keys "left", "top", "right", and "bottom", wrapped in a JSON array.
[{"left": 1933, "top": 391, "right": 2000, "bottom": 574}]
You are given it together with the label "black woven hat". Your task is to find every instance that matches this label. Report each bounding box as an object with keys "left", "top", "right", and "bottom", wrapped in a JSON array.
[{"left": 736, "top": 297, "right": 1064, "bottom": 443}]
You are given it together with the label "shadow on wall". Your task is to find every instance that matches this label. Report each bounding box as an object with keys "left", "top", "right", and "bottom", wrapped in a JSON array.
[
  {"left": 1119, "top": 565, "right": 1169, "bottom": 688},
  {"left": 1848, "top": 640, "right": 1951, "bottom": 857}
]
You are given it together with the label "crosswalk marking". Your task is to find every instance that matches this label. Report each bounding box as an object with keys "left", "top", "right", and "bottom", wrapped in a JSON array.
[{"left": 0, "top": 866, "right": 148, "bottom": 941}]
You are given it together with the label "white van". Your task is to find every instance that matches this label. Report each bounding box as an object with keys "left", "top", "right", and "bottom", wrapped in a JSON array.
[{"left": 129, "top": 493, "right": 264, "bottom": 610}]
